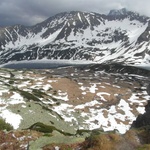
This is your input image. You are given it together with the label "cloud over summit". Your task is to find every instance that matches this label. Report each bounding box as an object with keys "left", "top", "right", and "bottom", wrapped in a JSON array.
[{"left": 0, "top": 0, "right": 150, "bottom": 26}]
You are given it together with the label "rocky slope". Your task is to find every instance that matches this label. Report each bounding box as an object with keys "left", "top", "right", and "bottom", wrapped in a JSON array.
[
  {"left": 0, "top": 64, "right": 150, "bottom": 149},
  {"left": 0, "top": 8, "right": 150, "bottom": 65},
  {"left": 0, "top": 64, "right": 149, "bottom": 133},
  {"left": 1, "top": 127, "right": 150, "bottom": 150}
]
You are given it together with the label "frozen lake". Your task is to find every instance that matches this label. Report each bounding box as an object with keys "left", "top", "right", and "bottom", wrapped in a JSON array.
[{"left": 0, "top": 60, "right": 94, "bottom": 69}]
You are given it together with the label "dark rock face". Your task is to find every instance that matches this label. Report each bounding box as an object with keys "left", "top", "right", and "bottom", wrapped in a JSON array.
[
  {"left": 131, "top": 83, "right": 150, "bottom": 128},
  {"left": 131, "top": 110, "right": 150, "bottom": 128},
  {"left": 137, "top": 21, "right": 150, "bottom": 43}
]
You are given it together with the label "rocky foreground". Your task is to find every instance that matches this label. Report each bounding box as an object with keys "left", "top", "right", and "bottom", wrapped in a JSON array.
[{"left": 0, "top": 64, "right": 150, "bottom": 149}]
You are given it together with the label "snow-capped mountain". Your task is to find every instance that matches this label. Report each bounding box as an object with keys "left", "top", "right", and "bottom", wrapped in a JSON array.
[{"left": 0, "top": 8, "right": 150, "bottom": 65}]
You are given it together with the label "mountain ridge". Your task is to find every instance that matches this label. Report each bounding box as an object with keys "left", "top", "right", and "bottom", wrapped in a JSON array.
[{"left": 0, "top": 9, "right": 150, "bottom": 65}]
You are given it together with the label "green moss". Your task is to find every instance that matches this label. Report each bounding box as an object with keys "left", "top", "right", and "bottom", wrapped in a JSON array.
[
  {"left": 56, "top": 102, "right": 60, "bottom": 105},
  {"left": 52, "top": 97, "right": 58, "bottom": 102},
  {"left": 29, "top": 122, "right": 56, "bottom": 133},
  {"left": 18, "top": 90, "right": 40, "bottom": 102},
  {"left": 32, "top": 89, "right": 47, "bottom": 98},
  {"left": 76, "top": 129, "right": 92, "bottom": 136},
  {"left": 53, "top": 90, "right": 57, "bottom": 95},
  {"left": 50, "top": 121, "right": 54, "bottom": 125},
  {"left": 9, "top": 80, "right": 14, "bottom": 84},
  {"left": 17, "top": 110, "right": 21, "bottom": 113},
  {"left": 41, "top": 105, "right": 64, "bottom": 120},
  {"left": 47, "top": 87, "right": 52, "bottom": 91},
  {"left": 43, "top": 133, "right": 53, "bottom": 137},
  {"left": 0, "top": 118, "right": 13, "bottom": 131},
  {"left": 28, "top": 122, "right": 74, "bottom": 136},
  {"left": 76, "top": 129, "right": 104, "bottom": 136}
]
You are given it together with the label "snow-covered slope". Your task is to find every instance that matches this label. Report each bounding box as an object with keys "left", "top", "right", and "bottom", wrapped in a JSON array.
[{"left": 0, "top": 9, "right": 150, "bottom": 65}]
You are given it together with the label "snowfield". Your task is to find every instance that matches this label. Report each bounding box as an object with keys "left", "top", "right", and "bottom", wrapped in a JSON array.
[{"left": 0, "top": 65, "right": 149, "bottom": 134}]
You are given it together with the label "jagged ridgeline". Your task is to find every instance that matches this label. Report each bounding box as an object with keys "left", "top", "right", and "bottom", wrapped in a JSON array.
[{"left": 0, "top": 8, "right": 150, "bottom": 65}]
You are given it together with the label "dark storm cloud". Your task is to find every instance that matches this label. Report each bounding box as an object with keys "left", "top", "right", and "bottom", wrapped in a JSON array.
[{"left": 0, "top": 0, "right": 150, "bottom": 26}]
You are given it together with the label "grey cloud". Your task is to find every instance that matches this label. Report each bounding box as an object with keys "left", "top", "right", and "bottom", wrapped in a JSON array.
[{"left": 0, "top": 0, "right": 150, "bottom": 26}]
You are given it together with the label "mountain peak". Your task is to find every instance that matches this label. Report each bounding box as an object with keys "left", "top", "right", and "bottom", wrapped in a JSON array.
[
  {"left": 108, "top": 8, "right": 128, "bottom": 16},
  {"left": 0, "top": 10, "right": 150, "bottom": 65}
]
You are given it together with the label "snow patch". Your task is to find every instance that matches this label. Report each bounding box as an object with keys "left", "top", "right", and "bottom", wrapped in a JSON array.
[{"left": 0, "top": 110, "right": 22, "bottom": 129}]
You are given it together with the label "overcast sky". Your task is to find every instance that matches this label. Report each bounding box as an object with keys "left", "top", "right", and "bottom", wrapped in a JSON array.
[{"left": 0, "top": 0, "right": 150, "bottom": 26}]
